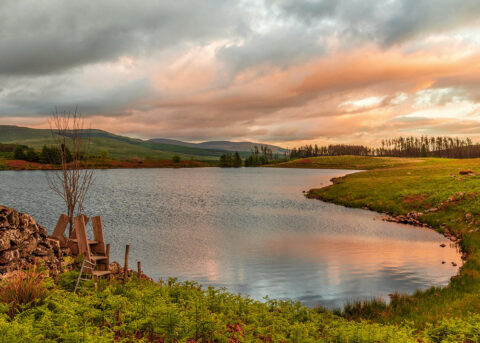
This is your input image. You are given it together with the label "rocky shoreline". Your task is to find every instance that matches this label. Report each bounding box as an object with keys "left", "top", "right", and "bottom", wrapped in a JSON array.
[
  {"left": 307, "top": 186, "right": 469, "bottom": 263},
  {"left": 382, "top": 211, "right": 468, "bottom": 260}
]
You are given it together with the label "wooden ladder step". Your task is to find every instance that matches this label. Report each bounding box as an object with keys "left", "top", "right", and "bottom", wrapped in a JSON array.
[
  {"left": 92, "top": 270, "right": 111, "bottom": 277},
  {"left": 91, "top": 255, "right": 108, "bottom": 261}
]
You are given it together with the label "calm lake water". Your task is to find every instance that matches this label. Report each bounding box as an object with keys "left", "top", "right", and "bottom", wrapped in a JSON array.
[{"left": 0, "top": 168, "right": 461, "bottom": 308}]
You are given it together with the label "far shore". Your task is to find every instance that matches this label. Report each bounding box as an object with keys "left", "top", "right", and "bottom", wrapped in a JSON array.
[{"left": 0, "top": 158, "right": 215, "bottom": 170}]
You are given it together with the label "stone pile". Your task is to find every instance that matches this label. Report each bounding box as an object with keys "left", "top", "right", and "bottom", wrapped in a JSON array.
[
  {"left": 384, "top": 211, "right": 429, "bottom": 227},
  {"left": 0, "top": 205, "right": 67, "bottom": 276}
]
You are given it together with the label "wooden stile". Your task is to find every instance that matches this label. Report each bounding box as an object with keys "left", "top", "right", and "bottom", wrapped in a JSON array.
[
  {"left": 67, "top": 214, "right": 112, "bottom": 281},
  {"left": 74, "top": 215, "right": 92, "bottom": 262},
  {"left": 52, "top": 214, "right": 69, "bottom": 239},
  {"left": 81, "top": 214, "right": 90, "bottom": 225},
  {"left": 91, "top": 216, "right": 106, "bottom": 255},
  {"left": 71, "top": 214, "right": 90, "bottom": 239}
]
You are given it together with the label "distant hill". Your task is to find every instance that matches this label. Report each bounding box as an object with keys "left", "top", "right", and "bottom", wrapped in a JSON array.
[
  {"left": 0, "top": 125, "right": 224, "bottom": 161},
  {"left": 0, "top": 125, "right": 286, "bottom": 161},
  {"left": 149, "top": 138, "right": 287, "bottom": 154}
]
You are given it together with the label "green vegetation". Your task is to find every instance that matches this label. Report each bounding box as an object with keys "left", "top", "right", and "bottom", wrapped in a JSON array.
[
  {"left": 219, "top": 152, "right": 242, "bottom": 167},
  {"left": 0, "top": 125, "right": 222, "bottom": 161},
  {"left": 307, "top": 157, "right": 480, "bottom": 326},
  {"left": 13, "top": 144, "right": 74, "bottom": 164},
  {"left": 3, "top": 271, "right": 480, "bottom": 342},
  {"left": 274, "top": 155, "right": 419, "bottom": 170},
  {"left": 244, "top": 145, "right": 288, "bottom": 167},
  {"left": 290, "top": 136, "right": 480, "bottom": 159}
]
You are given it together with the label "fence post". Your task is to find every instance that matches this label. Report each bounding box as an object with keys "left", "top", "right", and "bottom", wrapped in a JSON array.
[{"left": 124, "top": 244, "right": 130, "bottom": 278}]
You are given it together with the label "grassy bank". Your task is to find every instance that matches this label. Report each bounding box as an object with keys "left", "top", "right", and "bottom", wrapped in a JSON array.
[
  {"left": 2, "top": 271, "right": 480, "bottom": 342},
  {"left": 272, "top": 155, "right": 420, "bottom": 170},
  {"left": 306, "top": 156, "right": 480, "bottom": 326}
]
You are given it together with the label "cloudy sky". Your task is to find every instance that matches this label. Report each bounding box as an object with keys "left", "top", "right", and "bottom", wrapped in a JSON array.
[{"left": 2, "top": 0, "right": 480, "bottom": 147}]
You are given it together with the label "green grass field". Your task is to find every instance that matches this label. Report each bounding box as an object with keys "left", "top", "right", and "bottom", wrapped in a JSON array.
[
  {"left": 273, "top": 155, "right": 420, "bottom": 170},
  {"left": 305, "top": 156, "right": 480, "bottom": 327}
]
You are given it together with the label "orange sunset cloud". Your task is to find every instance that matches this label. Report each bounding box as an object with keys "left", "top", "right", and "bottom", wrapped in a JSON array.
[{"left": 2, "top": 1, "right": 480, "bottom": 146}]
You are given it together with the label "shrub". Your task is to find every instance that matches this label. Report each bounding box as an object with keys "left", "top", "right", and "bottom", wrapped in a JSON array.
[
  {"left": 172, "top": 155, "right": 181, "bottom": 163},
  {"left": 0, "top": 267, "right": 47, "bottom": 317}
]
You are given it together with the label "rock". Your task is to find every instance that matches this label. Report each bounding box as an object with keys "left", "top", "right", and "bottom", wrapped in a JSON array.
[
  {"left": 20, "top": 237, "right": 38, "bottom": 256},
  {"left": 6, "top": 211, "right": 19, "bottom": 227},
  {"left": 109, "top": 261, "right": 122, "bottom": 275},
  {"left": 442, "top": 261, "right": 446, "bottom": 264},
  {"left": 465, "top": 213, "right": 472, "bottom": 221},
  {"left": 33, "top": 245, "right": 49, "bottom": 256},
  {"left": 440, "top": 243, "right": 446, "bottom": 248},
  {"left": 47, "top": 238, "right": 61, "bottom": 253},
  {"left": 452, "top": 262, "right": 457, "bottom": 267},
  {"left": 459, "top": 170, "right": 473, "bottom": 175},
  {"left": 0, "top": 235, "right": 10, "bottom": 250},
  {"left": 0, "top": 249, "right": 19, "bottom": 264},
  {"left": 0, "top": 205, "right": 63, "bottom": 276}
]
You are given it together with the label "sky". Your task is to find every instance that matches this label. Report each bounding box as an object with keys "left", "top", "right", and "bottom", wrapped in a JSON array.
[{"left": 2, "top": 0, "right": 480, "bottom": 147}]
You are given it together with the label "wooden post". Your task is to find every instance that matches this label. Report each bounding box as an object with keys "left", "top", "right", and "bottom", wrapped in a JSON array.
[
  {"left": 106, "top": 244, "right": 110, "bottom": 264},
  {"left": 74, "top": 215, "right": 91, "bottom": 262},
  {"left": 124, "top": 245, "right": 130, "bottom": 278},
  {"left": 137, "top": 261, "right": 142, "bottom": 276},
  {"left": 51, "top": 214, "right": 69, "bottom": 239}
]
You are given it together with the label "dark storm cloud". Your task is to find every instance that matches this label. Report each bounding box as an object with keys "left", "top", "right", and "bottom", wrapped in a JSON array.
[
  {"left": 275, "top": 0, "right": 480, "bottom": 46},
  {"left": 0, "top": 76, "right": 152, "bottom": 116},
  {"left": 0, "top": 0, "right": 246, "bottom": 75}
]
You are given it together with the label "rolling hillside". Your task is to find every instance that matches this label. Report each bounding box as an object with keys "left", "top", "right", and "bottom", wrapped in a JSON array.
[
  {"left": 149, "top": 138, "right": 287, "bottom": 154},
  {"left": 0, "top": 125, "right": 286, "bottom": 160},
  {"left": 0, "top": 126, "right": 222, "bottom": 160}
]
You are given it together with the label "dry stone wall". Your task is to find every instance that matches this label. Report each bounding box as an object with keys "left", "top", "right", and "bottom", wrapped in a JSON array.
[{"left": 0, "top": 205, "right": 65, "bottom": 276}]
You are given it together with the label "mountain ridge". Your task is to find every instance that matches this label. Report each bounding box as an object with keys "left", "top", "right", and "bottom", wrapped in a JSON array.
[
  {"left": 0, "top": 125, "right": 286, "bottom": 160},
  {"left": 149, "top": 138, "right": 287, "bottom": 154}
]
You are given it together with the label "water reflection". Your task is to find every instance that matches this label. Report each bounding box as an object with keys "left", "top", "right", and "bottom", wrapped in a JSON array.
[{"left": 0, "top": 168, "right": 462, "bottom": 308}]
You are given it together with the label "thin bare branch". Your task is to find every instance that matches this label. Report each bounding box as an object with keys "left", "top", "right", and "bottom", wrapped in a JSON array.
[{"left": 45, "top": 108, "right": 95, "bottom": 236}]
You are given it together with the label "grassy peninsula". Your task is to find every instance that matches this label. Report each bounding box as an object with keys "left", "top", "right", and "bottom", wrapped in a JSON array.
[
  {"left": 273, "top": 155, "right": 420, "bottom": 170},
  {"left": 305, "top": 156, "right": 480, "bottom": 327}
]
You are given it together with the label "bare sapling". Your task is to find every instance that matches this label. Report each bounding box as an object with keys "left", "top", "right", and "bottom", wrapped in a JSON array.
[{"left": 46, "top": 108, "right": 95, "bottom": 237}]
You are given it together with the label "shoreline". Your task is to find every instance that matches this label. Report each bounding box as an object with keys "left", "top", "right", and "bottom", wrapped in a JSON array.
[
  {"left": 308, "top": 181, "right": 468, "bottom": 259},
  {"left": 303, "top": 156, "right": 480, "bottom": 325},
  {"left": 0, "top": 158, "right": 214, "bottom": 170},
  {"left": 308, "top": 170, "right": 468, "bottom": 267}
]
